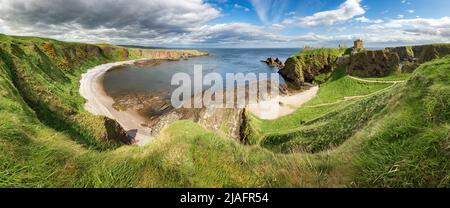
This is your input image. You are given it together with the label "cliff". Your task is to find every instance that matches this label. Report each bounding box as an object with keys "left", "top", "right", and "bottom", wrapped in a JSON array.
[
  {"left": 386, "top": 44, "right": 450, "bottom": 72},
  {"left": 283, "top": 44, "right": 450, "bottom": 81},
  {"left": 348, "top": 50, "right": 401, "bottom": 77},
  {"left": 1, "top": 33, "right": 449, "bottom": 187},
  {"left": 387, "top": 44, "right": 450, "bottom": 62},
  {"left": 0, "top": 34, "right": 206, "bottom": 148},
  {"left": 279, "top": 48, "right": 346, "bottom": 88}
]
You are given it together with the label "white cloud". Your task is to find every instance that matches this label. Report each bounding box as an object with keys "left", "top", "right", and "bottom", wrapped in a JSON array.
[
  {"left": 270, "top": 24, "right": 285, "bottom": 30},
  {"left": 355, "top": 16, "right": 384, "bottom": 24},
  {"left": 0, "top": 0, "right": 221, "bottom": 41},
  {"left": 234, "top": 3, "right": 250, "bottom": 12},
  {"left": 0, "top": 0, "right": 448, "bottom": 48},
  {"left": 286, "top": 12, "right": 296, "bottom": 16},
  {"left": 249, "top": 0, "right": 289, "bottom": 24},
  {"left": 349, "top": 16, "right": 450, "bottom": 46},
  {"left": 360, "top": 25, "right": 385, "bottom": 30},
  {"left": 401, "top": 0, "right": 411, "bottom": 5},
  {"left": 282, "top": 0, "right": 365, "bottom": 27},
  {"left": 385, "top": 17, "right": 450, "bottom": 28}
]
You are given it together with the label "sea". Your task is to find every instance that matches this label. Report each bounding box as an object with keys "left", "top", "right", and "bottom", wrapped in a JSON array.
[{"left": 102, "top": 48, "right": 300, "bottom": 98}]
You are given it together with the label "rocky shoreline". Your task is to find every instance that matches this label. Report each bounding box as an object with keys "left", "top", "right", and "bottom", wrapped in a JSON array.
[{"left": 80, "top": 51, "right": 208, "bottom": 146}]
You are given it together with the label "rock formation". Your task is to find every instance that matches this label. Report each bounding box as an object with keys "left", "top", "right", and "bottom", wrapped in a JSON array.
[
  {"left": 280, "top": 44, "right": 450, "bottom": 88},
  {"left": 262, "top": 57, "right": 284, "bottom": 69},
  {"left": 279, "top": 49, "right": 343, "bottom": 88},
  {"left": 103, "top": 117, "right": 134, "bottom": 145},
  {"left": 386, "top": 44, "right": 450, "bottom": 72},
  {"left": 386, "top": 46, "right": 415, "bottom": 61},
  {"left": 337, "top": 55, "right": 351, "bottom": 65},
  {"left": 348, "top": 50, "right": 400, "bottom": 77}
]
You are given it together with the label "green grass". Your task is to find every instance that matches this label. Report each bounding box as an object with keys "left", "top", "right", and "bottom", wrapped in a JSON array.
[
  {"left": 305, "top": 67, "right": 392, "bottom": 106},
  {"left": 248, "top": 66, "right": 394, "bottom": 135},
  {"left": 260, "top": 88, "right": 393, "bottom": 153},
  {"left": 352, "top": 57, "right": 450, "bottom": 187},
  {"left": 0, "top": 34, "right": 449, "bottom": 187},
  {"left": 293, "top": 48, "right": 347, "bottom": 58},
  {"left": 248, "top": 101, "right": 352, "bottom": 134},
  {"left": 363, "top": 73, "right": 412, "bottom": 81}
]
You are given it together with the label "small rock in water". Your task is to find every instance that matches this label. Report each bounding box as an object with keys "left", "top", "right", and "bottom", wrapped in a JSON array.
[{"left": 262, "top": 57, "right": 285, "bottom": 69}]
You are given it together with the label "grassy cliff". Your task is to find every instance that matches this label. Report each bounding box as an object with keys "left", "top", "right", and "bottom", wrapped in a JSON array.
[
  {"left": 279, "top": 48, "right": 347, "bottom": 88},
  {"left": 0, "top": 34, "right": 449, "bottom": 187},
  {"left": 0, "top": 34, "right": 205, "bottom": 150}
]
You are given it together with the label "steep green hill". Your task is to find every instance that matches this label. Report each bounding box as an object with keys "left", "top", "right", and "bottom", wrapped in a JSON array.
[
  {"left": 0, "top": 34, "right": 204, "bottom": 150},
  {"left": 0, "top": 34, "right": 448, "bottom": 187},
  {"left": 279, "top": 48, "right": 347, "bottom": 88}
]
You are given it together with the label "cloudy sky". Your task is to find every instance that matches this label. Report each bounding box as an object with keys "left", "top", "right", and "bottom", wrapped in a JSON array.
[{"left": 0, "top": 0, "right": 449, "bottom": 48}]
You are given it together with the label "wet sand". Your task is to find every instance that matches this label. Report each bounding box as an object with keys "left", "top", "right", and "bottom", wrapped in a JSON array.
[{"left": 79, "top": 59, "right": 154, "bottom": 145}]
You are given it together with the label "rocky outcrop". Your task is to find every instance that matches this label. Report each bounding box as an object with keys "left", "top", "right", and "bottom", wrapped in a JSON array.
[
  {"left": 83, "top": 45, "right": 102, "bottom": 58},
  {"left": 137, "top": 50, "right": 208, "bottom": 60},
  {"left": 337, "top": 55, "right": 351, "bottom": 65},
  {"left": 412, "top": 44, "right": 450, "bottom": 63},
  {"left": 103, "top": 117, "right": 134, "bottom": 145},
  {"left": 281, "top": 44, "right": 450, "bottom": 86},
  {"left": 386, "top": 44, "right": 450, "bottom": 72},
  {"left": 386, "top": 46, "right": 415, "bottom": 61},
  {"left": 262, "top": 57, "right": 284, "bottom": 69},
  {"left": 401, "top": 62, "right": 420, "bottom": 73},
  {"left": 0, "top": 34, "right": 209, "bottom": 148},
  {"left": 279, "top": 49, "right": 342, "bottom": 88},
  {"left": 348, "top": 50, "right": 400, "bottom": 77}
]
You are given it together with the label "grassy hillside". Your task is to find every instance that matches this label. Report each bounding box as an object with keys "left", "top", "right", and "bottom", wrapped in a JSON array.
[
  {"left": 279, "top": 48, "right": 347, "bottom": 88},
  {"left": 0, "top": 34, "right": 203, "bottom": 150},
  {"left": 247, "top": 66, "right": 394, "bottom": 136},
  {"left": 0, "top": 34, "right": 448, "bottom": 187}
]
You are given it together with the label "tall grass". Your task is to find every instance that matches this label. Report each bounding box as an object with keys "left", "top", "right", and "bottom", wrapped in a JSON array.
[{"left": 0, "top": 34, "right": 448, "bottom": 187}]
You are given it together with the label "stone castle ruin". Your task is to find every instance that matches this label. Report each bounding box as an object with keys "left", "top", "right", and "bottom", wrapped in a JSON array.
[{"left": 352, "top": 39, "right": 364, "bottom": 54}]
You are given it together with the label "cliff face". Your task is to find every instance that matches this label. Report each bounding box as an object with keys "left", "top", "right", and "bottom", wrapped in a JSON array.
[
  {"left": 389, "top": 44, "right": 450, "bottom": 63},
  {"left": 0, "top": 34, "right": 206, "bottom": 148},
  {"left": 386, "top": 46, "right": 415, "bottom": 61},
  {"left": 386, "top": 44, "right": 450, "bottom": 72},
  {"left": 279, "top": 48, "right": 345, "bottom": 88},
  {"left": 136, "top": 49, "right": 207, "bottom": 60},
  {"left": 348, "top": 50, "right": 401, "bottom": 77}
]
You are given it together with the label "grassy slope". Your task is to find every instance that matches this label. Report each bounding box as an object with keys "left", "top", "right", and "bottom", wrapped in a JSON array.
[
  {"left": 0, "top": 34, "right": 201, "bottom": 150},
  {"left": 247, "top": 66, "right": 393, "bottom": 138},
  {"left": 0, "top": 35, "right": 449, "bottom": 187},
  {"left": 293, "top": 48, "right": 348, "bottom": 58}
]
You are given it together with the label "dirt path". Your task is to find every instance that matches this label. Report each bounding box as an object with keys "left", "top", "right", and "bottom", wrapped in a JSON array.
[
  {"left": 249, "top": 76, "right": 405, "bottom": 119},
  {"left": 79, "top": 59, "right": 154, "bottom": 146},
  {"left": 348, "top": 76, "right": 406, "bottom": 84},
  {"left": 305, "top": 82, "right": 401, "bottom": 108}
]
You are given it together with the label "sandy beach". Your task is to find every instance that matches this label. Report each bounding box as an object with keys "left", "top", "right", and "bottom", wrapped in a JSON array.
[
  {"left": 79, "top": 60, "right": 154, "bottom": 146},
  {"left": 80, "top": 59, "right": 320, "bottom": 145},
  {"left": 247, "top": 86, "right": 319, "bottom": 120}
]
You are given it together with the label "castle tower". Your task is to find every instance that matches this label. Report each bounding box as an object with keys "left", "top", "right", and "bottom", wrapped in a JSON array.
[{"left": 354, "top": 39, "right": 364, "bottom": 50}]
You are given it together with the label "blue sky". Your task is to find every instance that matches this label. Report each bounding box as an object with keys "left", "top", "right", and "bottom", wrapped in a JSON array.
[{"left": 0, "top": 0, "right": 449, "bottom": 48}]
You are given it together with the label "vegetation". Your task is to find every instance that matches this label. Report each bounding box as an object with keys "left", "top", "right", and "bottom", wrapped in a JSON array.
[
  {"left": 248, "top": 66, "right": 392, "bottom": 135},
  {"left": 362, "top": 73, "right": 412, "bottom": 81},
  {"left": 293, "top": 48, "right": 347, "bottom": 58},
  {"left": 280, "top": 48, "right": 348, "bottom": 88},
  {"left": 0, "top": 34, "right": 448, "bottom": 187}
]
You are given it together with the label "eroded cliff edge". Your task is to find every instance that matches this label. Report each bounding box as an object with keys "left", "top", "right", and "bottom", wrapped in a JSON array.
[
  {"left": 279, "top": 44, "right": 450, "bottom": 89},
  {"left": 0, "top": 34, "right": 207, "bottom": 148},
  {"left": 279, "top": 48, "right": 347, "bottom": 88}
]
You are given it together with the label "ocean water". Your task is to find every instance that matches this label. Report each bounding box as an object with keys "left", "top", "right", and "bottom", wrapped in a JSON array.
[{"left": 102, "top": 48, "right": 300, "bottom": 98}]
